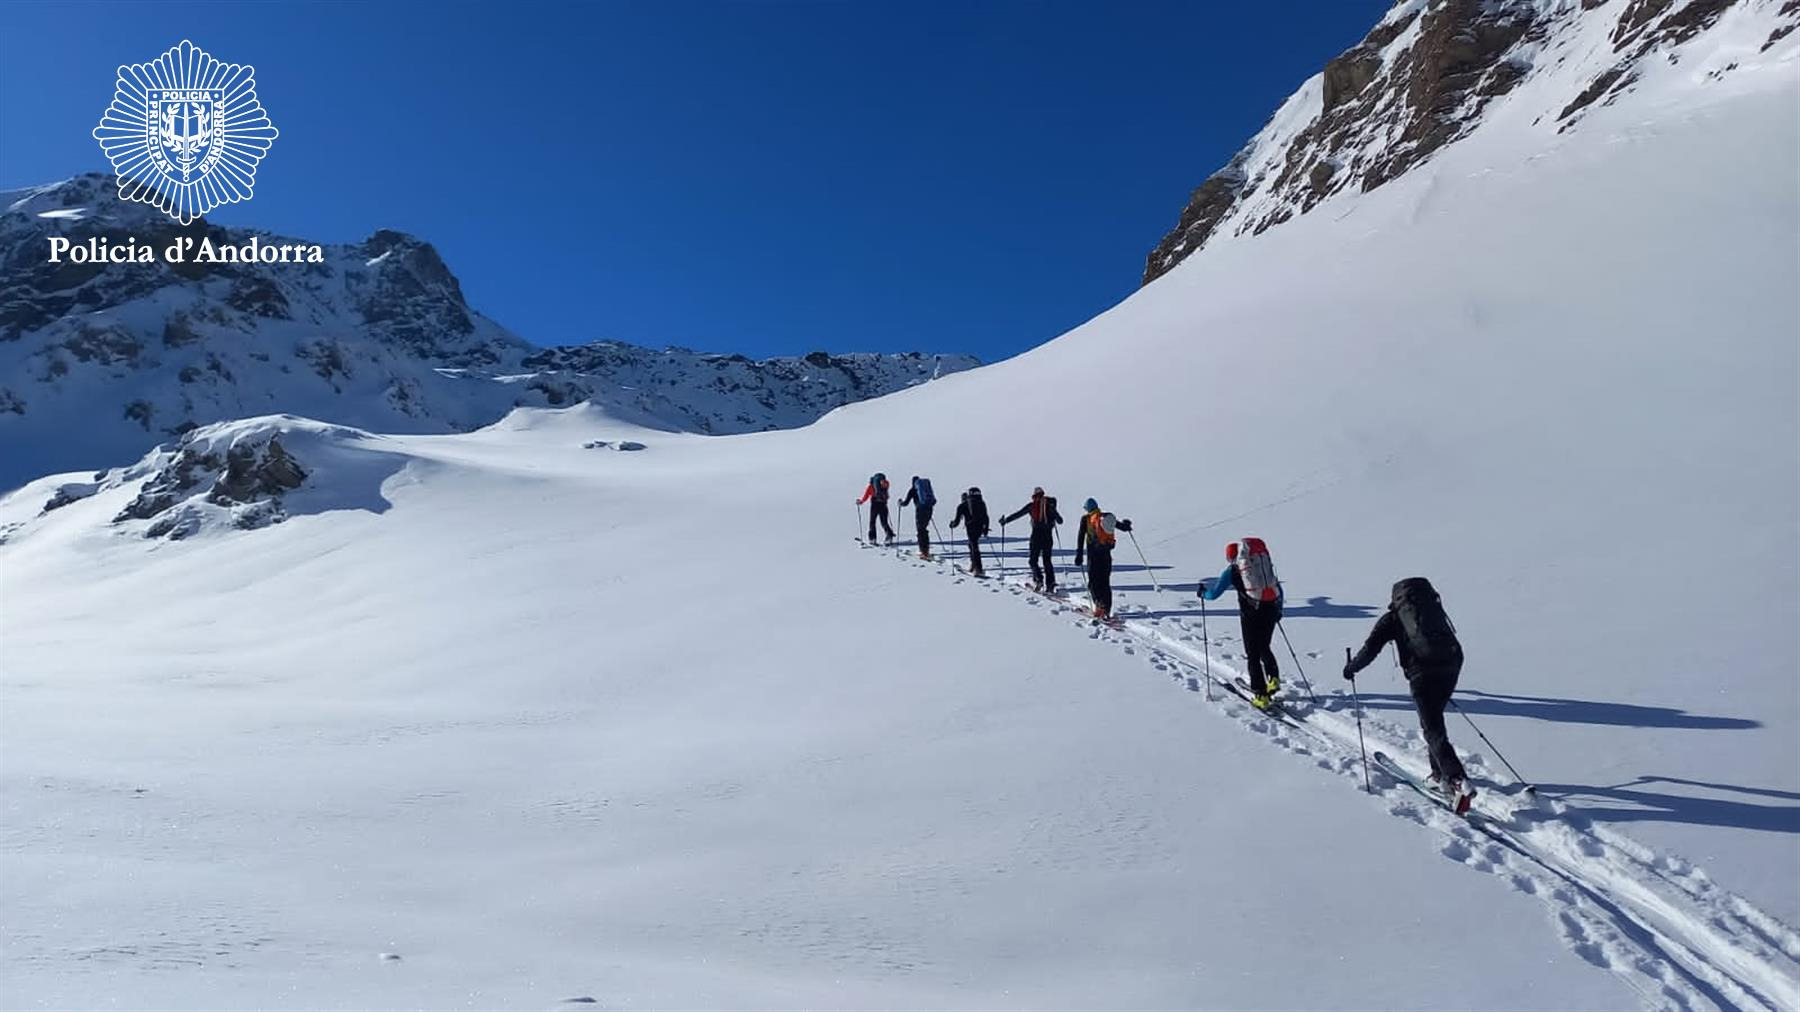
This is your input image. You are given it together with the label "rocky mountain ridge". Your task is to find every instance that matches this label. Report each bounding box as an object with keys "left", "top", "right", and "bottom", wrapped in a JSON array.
[
  {"left": 1143, "top": 0, "right": 1800, "bottom": 283},
  {"left": 0, "top": 174, "right": 976, "bottom": 487}
]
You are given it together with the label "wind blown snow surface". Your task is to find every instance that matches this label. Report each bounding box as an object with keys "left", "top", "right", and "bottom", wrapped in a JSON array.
[{"left": 4, "top": 23, "right": 1798, "bottom": 1012}]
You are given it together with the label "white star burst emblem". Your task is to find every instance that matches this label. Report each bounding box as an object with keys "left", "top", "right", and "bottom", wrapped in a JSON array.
[{"left": 92, "top": 40, "right": 280, "bottom": 224}]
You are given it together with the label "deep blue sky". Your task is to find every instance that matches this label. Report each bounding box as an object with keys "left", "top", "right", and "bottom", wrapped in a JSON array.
[{"left": 0, "top": 2, "right": 1387, "bottom": 362}]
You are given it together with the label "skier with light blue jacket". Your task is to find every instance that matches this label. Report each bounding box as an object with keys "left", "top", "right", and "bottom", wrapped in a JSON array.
[{"left": 1199, "top": 537, "right": 1285, "bottom": 708}]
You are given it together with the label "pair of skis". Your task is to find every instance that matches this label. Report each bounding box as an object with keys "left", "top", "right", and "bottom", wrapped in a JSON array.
[{"left": 1219, "top": 676, "right": 1310, "bottom": 730}]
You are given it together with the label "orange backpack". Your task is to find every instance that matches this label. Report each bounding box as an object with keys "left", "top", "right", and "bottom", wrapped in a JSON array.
[{"left": 1088, "top": 511, "right": 1117, "bottom": 548}]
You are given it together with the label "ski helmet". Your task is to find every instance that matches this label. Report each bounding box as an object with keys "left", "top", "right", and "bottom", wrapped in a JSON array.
[
  {"left": 1083, "top": 497, "right": 1098, "bottom": 512},
  {"left": 1032, "top": 486, "right": 1044, "bottom": 497},
  {"left": 1225, "top": 541, "right": 1238, "bottom": 561}
]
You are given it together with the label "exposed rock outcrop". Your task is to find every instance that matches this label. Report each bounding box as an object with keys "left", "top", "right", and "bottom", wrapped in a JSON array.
[{"left": 1142, "top": 0, "right": 1796, "bottom": 284}]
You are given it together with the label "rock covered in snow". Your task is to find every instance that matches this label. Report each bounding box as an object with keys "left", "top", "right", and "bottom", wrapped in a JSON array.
[
  {"left": 29, "top": 415, "right": 400, "bottom": 541},
  {"left": 518, "top": 345, "right": 979, "bottom": 435}
]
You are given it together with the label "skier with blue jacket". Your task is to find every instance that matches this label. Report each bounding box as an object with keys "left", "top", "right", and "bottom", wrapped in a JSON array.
[{"left": 1199, "top": 537, "right": 1285, "bottom": 709}]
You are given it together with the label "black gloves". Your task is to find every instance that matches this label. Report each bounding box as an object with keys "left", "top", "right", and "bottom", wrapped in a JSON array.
[
  {"left": 1117, "top": 518, "right": 1133, "bottom": 532},
  {"left": 1196, "top": 579, "right": 1209, "bottom": 597},
  {"left": 1343, "top": 664, "right": 1358, "bottom": 681}
]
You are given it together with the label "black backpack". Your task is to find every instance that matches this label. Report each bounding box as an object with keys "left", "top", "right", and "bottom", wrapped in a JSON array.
[
  {"left": 1391, "top": 577, "right": 1462, "bottom": 667},
  {"left": 968, "top": 490, "right": 989, "bottom": 535}
]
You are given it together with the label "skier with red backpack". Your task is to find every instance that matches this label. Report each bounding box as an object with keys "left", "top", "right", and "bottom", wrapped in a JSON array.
[
  {"left": 1344, "top": 577, "right": 1475, "bottom": 813},
  {"left": 856, "top": 472, "right": 895, "bottom": 544},
  {"left": 1000, "top": 487, "right": 1063, "bottom": 593},
  {"left": 1072, "top": 498, "right": 1132, "bottom": 620},
  {"left": 1199, "top": 538, "right": 1285, "bottom": 709},
  {"left": 898, "top": 476, "right": 937, "bottom": 559}
]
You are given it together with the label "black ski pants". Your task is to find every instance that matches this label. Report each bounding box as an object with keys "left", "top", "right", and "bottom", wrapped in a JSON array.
[
  {"left": 868, "top": 501, "right": 893, "bottom": 541},
  {"left": 1239, "top": 601, "right": 1282, "bottom": 695},
  {"left": 1409, "top": 663, "right": 1467, "bottom": 782},
  {"left": 1087, "top": 544, "right": 1113, "bottom": 614},
  {"left": 915, "top": 504, "right": 933, "bottom": 554},
  {"left": 1029, "top": 530, "right": 1056, "bottom": 588},
  {"left": 964, "top": 529, "right": 984, "bottom": 574}
]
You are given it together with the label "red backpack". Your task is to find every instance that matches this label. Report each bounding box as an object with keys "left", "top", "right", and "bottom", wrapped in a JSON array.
[{"left": 1231, "top": 537, "right": 1279, "bottom": 603}]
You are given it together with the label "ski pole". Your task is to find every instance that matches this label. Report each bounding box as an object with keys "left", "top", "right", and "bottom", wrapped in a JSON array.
[
  {"left": 1448, "top": 699, "right": 1537, "bottom": 795},
  {"left": 1348, "top": 648, "right": 1371, "bottom": 793},
  {"left": 1000, "top": 522, "right": 1007, "bottom": 580},
  {"left": 1278, "top": 622, "right": 1320, "bottom": 705},
  {"left": 933, "top": 518, "right": 946, "bottom": 559},
  {"left": 1200, "top": 584, "right": 1212, "bottom": 701},
  {"left": 1126, "top": 530, "right": 1162, "bottom": 592},
  {"left": 856, "top": 501, "right": 864, "bottom": 543}
]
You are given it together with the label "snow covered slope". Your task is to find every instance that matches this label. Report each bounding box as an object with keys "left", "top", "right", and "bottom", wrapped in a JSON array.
[
  {"left": 0, "top": 175, "right": 976, "bottom": 488},
  {"left": 2, "top": 2, "right": 1796, "bottom": 1009}
]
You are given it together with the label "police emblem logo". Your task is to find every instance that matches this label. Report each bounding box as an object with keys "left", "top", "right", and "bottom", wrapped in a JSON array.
[{"left": 93, "top": 40, "right": 279, "bottom": 225}]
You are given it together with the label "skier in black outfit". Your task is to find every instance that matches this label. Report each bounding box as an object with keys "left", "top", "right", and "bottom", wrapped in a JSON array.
[
  {"left": 856, "top": 473, "right": 894, "bottom": 543},
  {"left": 1000, "top": 487, "right": 1063, "bottom": 593},
  {"left": 949, "top": 488, "right": 990, "bottom": 576},
  {"left": 1344, "top": 577, "right": 1474, "bottom": 811},
  {"left": 1072, "top": 498, "right": 1131, "bottom": 619},
  {"left": 898, "top": 476, "right": 937, "bottom": 558}
]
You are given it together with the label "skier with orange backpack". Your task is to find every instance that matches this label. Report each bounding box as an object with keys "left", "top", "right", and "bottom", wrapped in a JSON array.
[
  {"left": 1199, "top": 538, "right": 1285, "bottom": 709},
  {"left": 1000, "top": 487, "right": 1063, "bottom": 593},
  {"left": 1072, "top": 498, "right": 1132, "bottom": 620}
]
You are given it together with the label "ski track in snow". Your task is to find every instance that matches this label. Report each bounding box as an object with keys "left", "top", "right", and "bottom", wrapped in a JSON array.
[{"left": 870, "top": 541, "right": 1800, "bottom": 1012}]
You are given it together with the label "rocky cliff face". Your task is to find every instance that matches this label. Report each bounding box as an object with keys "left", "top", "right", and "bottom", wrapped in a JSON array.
[
  {"left": 1143, "top": 0, "right": 1799, "bottom": 284},
  {"left": 0, "top": 175, "right": 977, "bottom": 486}
]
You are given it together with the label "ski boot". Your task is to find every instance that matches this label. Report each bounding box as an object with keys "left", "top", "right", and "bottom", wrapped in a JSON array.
[
  {"left": 1447, "top": 778, "right": 1476, "bottom": 815},
  {"left": 1251, "top": 692, "right": 1274, "bottom": 711},
  {"left": 1266, "top": 673, "right": 1280, "bottom": 695}
]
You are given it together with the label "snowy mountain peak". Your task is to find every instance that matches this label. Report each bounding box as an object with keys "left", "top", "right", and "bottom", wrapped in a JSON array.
[
  {"left": 0, "top": 174, "right": 978, "bottom": 488},
  {"left": 1142, "top": 0, "right": 1800, "bottom": 283}
]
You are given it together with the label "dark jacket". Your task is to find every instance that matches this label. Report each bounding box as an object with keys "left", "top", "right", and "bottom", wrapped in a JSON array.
[
  {"left": 1072, "top": 510, "right": 1129, "bottom": 563},
  {"left": 1347, "top": 608, "right": 1464, "bottom": 680},
  {"left": 950, "top": 496, "right": 989, "bottom": 537},
  {"left": 1001, "top": 497, "right": 1062, "bottom": 537}
]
